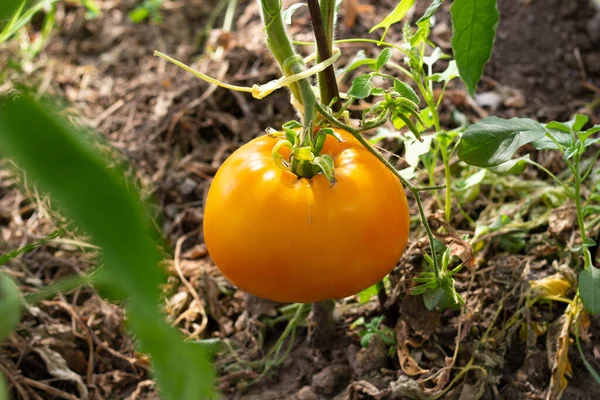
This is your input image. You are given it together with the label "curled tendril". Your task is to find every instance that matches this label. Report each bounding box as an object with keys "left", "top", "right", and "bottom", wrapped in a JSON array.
[{"left": 153, "top": 48, "right": 341, "bottom": 101}]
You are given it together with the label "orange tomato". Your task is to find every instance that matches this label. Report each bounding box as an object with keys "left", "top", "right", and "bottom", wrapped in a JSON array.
[{"left": 203, "top": 129, "right": 410, "bottom": 303}]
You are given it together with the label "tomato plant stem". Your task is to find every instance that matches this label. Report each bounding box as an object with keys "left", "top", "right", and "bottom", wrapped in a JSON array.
[
  {"left": 315, "top": 102, "right": 443, "bottom": 278},
  {"left": 571, "top": 155, "right": 593, "bottom": 269},
  {"left": 259, "top": 0, "right": 303, "bottom": 107},
  {"left": 309, "top": 300, "right": 336, "bottom": 348},
  {"left": 307, "top": 0, "right": 340, "bottom": 110}
]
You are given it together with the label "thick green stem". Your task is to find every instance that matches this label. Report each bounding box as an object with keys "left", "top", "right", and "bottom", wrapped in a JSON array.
[
  {"left": 315, "top": 102, "right": 443, "bottom": 277},
  {"left": 259, "top": 0, "right": 303, "bottom": 105}
]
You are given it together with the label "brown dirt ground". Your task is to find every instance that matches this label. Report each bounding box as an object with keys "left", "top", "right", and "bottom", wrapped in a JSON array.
[{"left": 1, "top": 0, "right": 600, "bottom": 399}]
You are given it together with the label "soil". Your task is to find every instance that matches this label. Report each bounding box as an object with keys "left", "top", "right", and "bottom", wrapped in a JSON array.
[{"left": 1, "top": 0, "right": 600, "bottom": 399}]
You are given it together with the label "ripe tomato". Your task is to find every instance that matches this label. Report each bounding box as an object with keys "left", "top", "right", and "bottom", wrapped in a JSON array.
[{"left": 203, "top": 129, "right": 410, "bottom": 303}]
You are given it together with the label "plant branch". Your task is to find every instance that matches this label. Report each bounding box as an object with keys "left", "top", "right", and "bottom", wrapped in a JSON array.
[
  {"left": 315, "top": 102, "right": 442, "bottom": 277},
  {"left": 307, "top": 0, "right": 340, "bottom": 110}
]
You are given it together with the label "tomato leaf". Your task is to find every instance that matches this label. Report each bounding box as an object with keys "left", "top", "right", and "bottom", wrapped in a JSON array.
[
  {"left": 348, "top": 74, "right": 374, "bottom": 99},
  {"left": 455, "top": 169, "right": 486, "bottom": 191},
  {"left": 458, "top": 117, "right": 546, "bottom": 167},
  {"left": 392, "top": 79, "right": 420, "bottom": 105},
  {"left": 579, "top": 267, "right": 600, "bottom": 314},
  {"left": 0, "top": 274, "right": 22, "bottom": 341},
  {"left": 357, "top": 284, "right": 379, "bottom": 304},
  {"left": 450, "top": 0, "right": 499, "bottom": 96},
  {"left": 427, "top": 60, "right": 459, "bottom": 83},
  {"left": 337, "top": 50, "right": 376, "bottom": 76},
  {"left": 423, "top": 287, "right": 445, "bottom": 310},
  {"left": 533, "top": 130, "right": 574, "bottom": 151},
  {"left": 417, "top": 0, "right": 444, "bottom": 24},
  {"left": 369, "top": 0, "right": 416, "bottom": 42},
  {"left": 375, "top": 48, "right": 392, "bottom": 73},
  {"left": 488, "top": 155, "right": 530, "bottom": 175},
  {"left": 0, "top": 94, "right": 215, "bottom": 400},
  {"left": 0, "top": 0, "right": 20, "bottom": 22}
]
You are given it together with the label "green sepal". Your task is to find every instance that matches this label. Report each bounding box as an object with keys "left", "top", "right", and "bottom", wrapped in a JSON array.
[
  {"left": 282, "top": 120, "right": 302, "bottom": 145},
  {"left": 314, "top": 128, "right": 343, "bottom": 154},
  {"left": 293, "top": 146, "right": 315, "bottom": 162},
  {"left": 312, "top": 154, "right": 336, "bottom": 185},
  {"left": 272, "top": 139, "right": 293, "bottom": 171},
  {"left": 314, "top": 131, "right": 327, "bottom": 155}
]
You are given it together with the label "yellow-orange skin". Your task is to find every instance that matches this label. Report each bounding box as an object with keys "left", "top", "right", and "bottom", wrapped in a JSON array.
[{"left": 203, "top": 129, "right": 410, "bottom": 303}]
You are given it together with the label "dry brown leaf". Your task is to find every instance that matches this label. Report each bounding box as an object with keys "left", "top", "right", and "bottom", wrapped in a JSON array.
[
  {"left": 428, "top": 212, "right": 477, "bottom": 270},
  {"left": 546, "top": 312, "right": 573, "bottom": 400},
  {"left": 396, "top": 320, "right": 430, "bottom": 376},
  {"left": 33, "top": 346, "right": 89, "bottom": 400},
  {"left": 422, "top": 357, "right": 452, "bottom": 395}
]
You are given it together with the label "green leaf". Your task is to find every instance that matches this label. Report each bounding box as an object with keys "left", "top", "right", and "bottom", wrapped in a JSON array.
[
  {"left": 357, "top": 283, "right": 379, "bottom": 304},
  {"left": 0, "top": 274, "right": 22, "bottom": 341},
  {"left": 128, "top": 7, "right": 150, "bottom": 23},
  {"left": 572, "top": 114, "right": 589, "bottom": 132},
  {"left": 370, "top": 0, "right": 416, "bottom": 42},
  {"left": 417, "top": 0, "right": 444, "bottom": 24},
  {"left": 348, "top": 74, "right": 374, "bottom": 99},
  {"left": 0, "top": 0, "right": 20, "bottom": 21},
  {"left": 458, "top": 116, "right": 545, "bottom": 167},
  {"left": 450, "top": 0, "right": 499, "bottom": 96},
  {"left": 375, "top": 48, "right": 392, "bottom": 73},
  {"left": 350, "top": 316, "right": 365, "bottom": 329},
  {"left": 337, "top": 50, "right": 376, "bottom": 76},
  {"left": 488, "top": 154, "right": 530, "bottom": 175},
  {"left": 427, "top": 60, "right": 459, "bottom": 83},
  {"left": 533, "top": 130, "right": 573, "bottom": 151},
  {"left": 455, "top": 169, "right": 486, "bottom": 191},
  {"left": 392, "top": 79, "right": 420, "bottom": 105},
  {"left": 423, "top": 287, "right": 444, "bottom": 310},
  {"left": 360, "top": 332, "right": 374, "bottom": 348},
  {"left": 580, "top": 267, "right": 600, "bottom": 314},
  {"left": 0, "top": 94, "right": 215, "bottom": 399},
  {"left": 282, "top": 3, "right": 305, "bottom": 25},
  {"left": 583, "top": 238, "right": 597, "bottom": 247}
]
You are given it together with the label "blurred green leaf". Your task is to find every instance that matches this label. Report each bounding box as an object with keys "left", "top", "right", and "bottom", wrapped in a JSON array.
[
  {"left": 0, "top": 274, "right": 22, "bottom": 341},
  {"left": 0, "top": 0, "right": 21, "bottom": 21},
  {"left": 0, "top": 94, "right": 215, "bottom": 399},
  {"left": 450, "top": 0, "right": 499, "bottom": 96},
  {"left": 488, "top": 155, "right": 530, "bottom": 175},
  {"left": 580, "top": 266, "right": 600, "bottom": 314},
  {"left": 128, "top": 7, "right": 150, "bottom": 23},
  {"left": 357, "top": 283, "right": 379, "bottom": 304}
]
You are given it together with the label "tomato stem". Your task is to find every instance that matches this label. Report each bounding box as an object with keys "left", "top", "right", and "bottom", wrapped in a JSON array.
[
  {"left": 315, "top": 102, "right": 444, "bottom": 279},
  {"left": 307, "top": 0, "right": 340, "bottom": 110},
  {"left": 309, "top": 299, "right": 337, "bottom": 348}
]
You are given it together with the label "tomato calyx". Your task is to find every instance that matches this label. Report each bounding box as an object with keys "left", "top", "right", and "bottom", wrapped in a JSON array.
[{"left": 270, "top": 120, "right": 342, "bottom": 184}]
